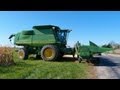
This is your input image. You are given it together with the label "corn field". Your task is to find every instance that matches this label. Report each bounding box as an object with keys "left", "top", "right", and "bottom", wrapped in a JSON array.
[{"left": 0, "top": 46, "right": 15, "bottom": 66}]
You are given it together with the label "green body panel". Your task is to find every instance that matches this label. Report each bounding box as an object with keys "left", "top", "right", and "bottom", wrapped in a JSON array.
[
  {"left": 15, "top": 32, "right": 32, "bottom": 45},
  {"left": 32, "top": 29, "right": 56, "bottom": 46},
  {"left": 14, "top": 28, "right": 56, "bottom": 46},
  {"left": 79, "top": 46, "right": 91, "bottom": 58}
]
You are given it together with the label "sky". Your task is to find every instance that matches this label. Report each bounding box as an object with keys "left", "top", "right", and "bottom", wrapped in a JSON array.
[{"left": 0, "top": 11, "right": 120, "bottom": 47}]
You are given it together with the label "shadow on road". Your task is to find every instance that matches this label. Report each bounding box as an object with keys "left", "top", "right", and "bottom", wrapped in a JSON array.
[
  {"left": 96, "top": 56, "right": 120, "bottom": 67},
  {"left": 95, "top": 55, "right": 120, "bottom": 79}
]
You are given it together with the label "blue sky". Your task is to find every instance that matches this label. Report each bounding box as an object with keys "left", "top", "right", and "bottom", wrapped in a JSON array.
[{"left": 0, "top": 11, "right": 120, "bottom": 47}]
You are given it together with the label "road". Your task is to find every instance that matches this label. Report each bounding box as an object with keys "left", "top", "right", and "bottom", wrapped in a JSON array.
[{"left": 95, "top": 54, "right": 120, "bottom": 79}]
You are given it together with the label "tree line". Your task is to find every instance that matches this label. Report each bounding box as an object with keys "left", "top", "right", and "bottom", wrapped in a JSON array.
[{"left": 102, "top": 41, "right": 120, "bottom": 49}]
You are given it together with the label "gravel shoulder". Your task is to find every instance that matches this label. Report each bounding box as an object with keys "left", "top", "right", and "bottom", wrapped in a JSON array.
[
  {"left": 95, "top": 54, "right": 120, "bottom": 79},
  {"left": 63, "top": 54, "right": 120, "bottom": 79}
]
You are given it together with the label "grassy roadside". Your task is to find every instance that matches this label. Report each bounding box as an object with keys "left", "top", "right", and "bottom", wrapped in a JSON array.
[{"left": 0, "top": 51, "right": 95, "bottom": 79}]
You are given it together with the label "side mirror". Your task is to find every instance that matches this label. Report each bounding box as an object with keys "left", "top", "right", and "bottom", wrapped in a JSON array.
[{"left": 8, "top": 34, "right": 15, "bottom": 39}]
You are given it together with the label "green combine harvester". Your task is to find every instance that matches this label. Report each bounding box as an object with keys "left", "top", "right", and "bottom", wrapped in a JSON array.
[{"left": 9, "top": 25, "right": 112, "bottom": 62}]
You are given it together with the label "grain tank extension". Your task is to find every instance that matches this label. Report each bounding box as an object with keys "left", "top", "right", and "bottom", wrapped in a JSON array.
[{"left": 9, "top": 25, "right": 74, "bottom": 61}]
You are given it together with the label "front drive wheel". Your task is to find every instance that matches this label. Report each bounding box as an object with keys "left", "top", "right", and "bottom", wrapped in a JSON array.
[
  {"left": 41, "top": 45, "right": 59, "bottom": 61},
  {"left": 18, "top": 48, "right": 28, "bottom": 60}
]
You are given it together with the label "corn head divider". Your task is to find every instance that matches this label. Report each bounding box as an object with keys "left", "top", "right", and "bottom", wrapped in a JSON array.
[{"left": 74, "top": 41, "right": 113, "bottom": 62}]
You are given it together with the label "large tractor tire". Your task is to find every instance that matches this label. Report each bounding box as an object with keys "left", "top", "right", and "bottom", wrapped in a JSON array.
[
  {"left": 41, "top": 45, "right": 59, "bottom": 61},
  {"left": 18, "top": 48, "right": 28, "bottom": 60}
]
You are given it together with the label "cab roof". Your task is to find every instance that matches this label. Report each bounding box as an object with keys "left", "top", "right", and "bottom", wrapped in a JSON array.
[{"left": 32, "top": 25, "right": 60, "bottom": 30}]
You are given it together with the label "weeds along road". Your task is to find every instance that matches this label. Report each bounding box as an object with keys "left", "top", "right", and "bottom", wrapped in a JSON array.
[{"left": 95, "top": 54, "right": 120, "bottom": 79}]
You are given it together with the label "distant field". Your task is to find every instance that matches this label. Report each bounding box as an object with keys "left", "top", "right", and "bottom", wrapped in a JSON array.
[{"left": 0, "top": 51, "right": 95, "bottom": 79}]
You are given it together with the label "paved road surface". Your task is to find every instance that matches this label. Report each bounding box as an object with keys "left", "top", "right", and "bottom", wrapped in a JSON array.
[{"left": 95, "top": 54, "right": 120, "bottom": 79}]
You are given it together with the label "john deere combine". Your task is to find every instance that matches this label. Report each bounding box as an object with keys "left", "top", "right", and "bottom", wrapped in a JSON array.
[{"left": 9, "top": 25, "right": 112, "bottom": 62}]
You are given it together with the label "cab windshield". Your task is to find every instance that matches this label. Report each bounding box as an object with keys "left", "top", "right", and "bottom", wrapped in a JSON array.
[{"left": 56, "top": 29, "right": 71, "bottom": 44}]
